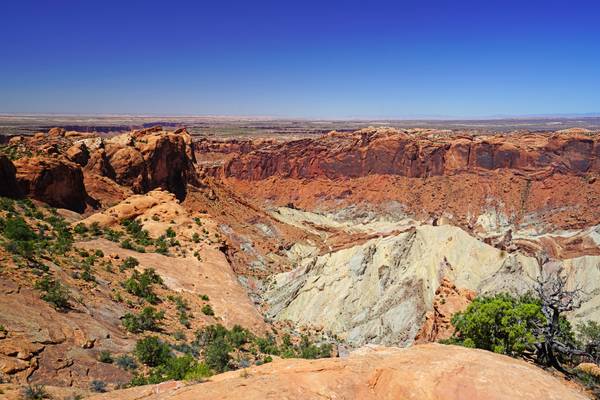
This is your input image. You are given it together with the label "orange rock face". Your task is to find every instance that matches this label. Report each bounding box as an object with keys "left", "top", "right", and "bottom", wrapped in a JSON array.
[
  {"left": 90, "top": 127, "right": 198, "bottom": 199},
  {"left": 195, "top": 129, "right": 600, "bottom": 235},
  {"left": 220, "top": 129, "right": 600, "bottom": 180},
  {"left": 89, "top": 344, "right": 590, "bottom": 400},
  {"left": 13, "top": 156, "right": 87, "bottom": 212},
  {"left": 415, "top": 278, "right": 475, "bottom": 343}
]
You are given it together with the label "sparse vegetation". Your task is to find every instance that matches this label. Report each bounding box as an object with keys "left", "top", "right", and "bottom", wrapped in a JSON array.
[
  {"left": 134, "top": 336, "right": 172, "bottom": 367},
  {"left": 123, "top": 268, "right": 163, "bottom": 304},
  {"left": 90, "top": 380, "right": 107, "bottom": 393},
  {"left": 34, "top": 277, "right": 70, "bottom": 310},
  {"left": 122, "top": 306, "right": 164, "bottom": 333},
  {"left": 98, "top": 350, "right": 113, "bottom": 363},
  {"left": 21, "top": 384, "right": 49, "bottom": 400},
  {"left": 115, "top": 354, "right": 138, "bottom": 371},
  {"left": 120, "top": 256, "right": 139, "bottom": 272},
  {"left": 201, "top": 304, "right": 215, "bottom": 316}
]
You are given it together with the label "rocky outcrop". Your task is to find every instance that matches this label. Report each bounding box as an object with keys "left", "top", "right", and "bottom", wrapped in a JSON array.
[
  {"left": 415, "top": 278, "right": 475, "bottom": 343},
  {"left": 0, "top": 155, "right": 20, "bottom": 197},
  {"left": 220, "top": 129, "right": 600, "bottom": 180},
  {"left": 13, "top": 156, "right": 87, "bottom": 212},
  {"left": 86, "top": 127, "right": 197, "bottom": 199},
  {"left": 65, "top": 141, "right": 90, "bottom": 166},
  {"left": 89, "top": 343, "right": 589, "bottom": 400},
  {"left": 266, "top": 224, "right": 600, "bottom": 347}
]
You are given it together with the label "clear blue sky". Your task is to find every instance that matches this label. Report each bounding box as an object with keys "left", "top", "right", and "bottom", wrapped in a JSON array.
[{"left": 1, "top": 0, "right": 599, "bottom": 118}]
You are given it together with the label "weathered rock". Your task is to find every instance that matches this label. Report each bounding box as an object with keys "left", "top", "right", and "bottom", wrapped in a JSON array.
[
  {"left": 221, "top": 129, "right": 600, "bottom": 180},
  {"left": 88, "top": 127, "right": 197, "bottom": 199},
  {"left": 266, "top": 224, "right": 600, "bottom": 346},
  {"left": 14, "top": 156, "right": 88, "bottom": 212},
  {"left": 65, "top": 141, "right": 90, "bottom": 166},
  {"left": 415, "top": 278, "right": 475, "bottom": 343},
  {"left": 89, "top": 344, "right": 590, "bottom": 400}
]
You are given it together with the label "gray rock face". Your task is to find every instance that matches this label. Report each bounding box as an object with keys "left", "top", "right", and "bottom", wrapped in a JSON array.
[{"left": 266, "top": 224, "right": 600, "bottom": 347}]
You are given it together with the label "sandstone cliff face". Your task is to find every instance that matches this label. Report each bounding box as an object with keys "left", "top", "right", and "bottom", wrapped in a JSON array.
[
  {"left": 221, "top": 129, "right": 600, "bottom": 180},
  {"left": 266, "top": 224, "right": 600, "bottom": 347},
  {"left": 89, "top": 344, "right": 589, "bottom": 400},
  {"left": 86, "top": 127, "right": 197, "bottom": 199},
  {"left": 13, "top": 156, "right": 87, "bottom": 212},
  {"left": 0, "top": 155, "right": 19, "bottom": 197}
]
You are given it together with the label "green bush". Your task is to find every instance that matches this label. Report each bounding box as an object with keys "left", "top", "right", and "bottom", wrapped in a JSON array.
[
  {"left": 204, "top": 336, "right": 231, "bottom": 372},
  {"left": 134, "top": 336, "right": 171, "bottom": 367},
  {"left": 166, "top": 227, "right": 176, "bottom": 238},
  {"left": 122, "top": 306, "right": 164, "bottom": 333},
  {"left": 3, "top": 216, "right": 37, "bottom": 241},
  {"left": 577, "top": 320, "right": 600, "bottom": 361},
  {"left": 34, "top": 277, "right": 70, "bottom": 310},
  {"left": 447, "top": 293, "right": 544, "bottom": 356},
  {"left": 73, "top": 223, "right": 88, "bottom": 234},
  {"left": 98, "top": 350, "right": 113, "bottom": 363},
  {"left": 201, "top": 304, "right": 215, "bottom": 316},
  {"left": 123, "top": 268, "right": 163, "bottom": 303},
  {"left": 120, "top": 256, "right": 139, "bottom": 271}
]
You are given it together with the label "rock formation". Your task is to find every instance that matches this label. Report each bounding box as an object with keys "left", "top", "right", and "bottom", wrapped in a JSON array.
[
  {"left": 88, "top": 127, "right": 197, "bottom": 199},
  {"left": 89, "top": 344, "right": 589, "bottom": 400},
  {"left": 266, "top": 224, "right": 600, "bottom": 346},
  {"left": 13, "top": 156, "right": 87, "bottom": 212},
  {"left": 221, "top": 129, "right": 600, "bottom": 180}
]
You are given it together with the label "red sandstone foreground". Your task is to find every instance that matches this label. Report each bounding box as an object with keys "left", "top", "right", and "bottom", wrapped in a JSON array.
[{"left": 88, "top": 344, "right": 588, "bottom": 400}]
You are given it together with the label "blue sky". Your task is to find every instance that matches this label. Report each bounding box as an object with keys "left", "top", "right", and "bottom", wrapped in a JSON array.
[{"left": 1, "top": 0, "right": 599, "bottom": 118}]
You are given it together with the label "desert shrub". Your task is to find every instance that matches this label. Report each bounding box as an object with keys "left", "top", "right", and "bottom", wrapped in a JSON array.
[
  {"left": 104, "top": 228, "right": 122, "bottom": 242},
  {"left": 577, "top": 320, "right": 600, "bottom": 362},
  {"left": 120, "top": 256, "right": 139, "bottom": 271},
  {"left": 204, "top": 336, "right": 231, "bottom": 372},
  {"left": 81, "top": 264, "right": 96, "bottom": 282},
  {"left": 199, "top": 294, "right": 209, "bottom": 301},
  {"left": 227, "top": 325, "right": 252, "bottom": 348},
  {"left": 3, "top": 216, "right": 36, "bottom": 241},
  {"left": 115, "top": 354, "right": 138, "bottom": 370},
  {"left": 169, "top": 295, "right": 191, "bottom": 328},
  {"left": 98, "top": 350, "right": 113, "bottom": 363},
  {"left": 192, "top": 233, "right": 201, "bottom": 243},
  {"left": 154, "top": 237, "right": 169, "bottom": 255},
  {"left": 34, "top": 277, "right": 70, "bottom": 310},
  {"left": 255, "top": 336, "right": 279, "bottom": 355},
  {"left": 134, "top": 336, "right": 171, "bottom": 367},
  {"left": 89, "top": 380, "right": 107, "bottom": 393},
  {"left": 183, "top": 361, "right": 211, "bottom": 381},
  {"left": 21, "top": 384, "right": 49, "bottom": 399},
  {"left": 201, "top": 304, "right": 215, "bottom": 316},
  {"left": 73, "top": 223, "right": 88, "bottom": 234},
  {"left": 122, "top": 306, "right": 164, "bottom": 333},
  {"left": 120, "top": 238, "right": 134, "bottom": 250},
  {"left": 165, "top": 227, "right": 176, "bottom": 238},
  {"left": 89, "top": 222, "right": 103, "bottom": 236},
  {"left": 123, "top": 268, "right": 162, "bottom": 303}
]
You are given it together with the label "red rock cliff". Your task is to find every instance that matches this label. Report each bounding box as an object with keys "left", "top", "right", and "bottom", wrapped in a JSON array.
[{"left": 220, "top": 129, "right": 600, "bottom": 180}]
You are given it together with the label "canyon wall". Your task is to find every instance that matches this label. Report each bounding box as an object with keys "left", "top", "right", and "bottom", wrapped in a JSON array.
[{"left": 221, "top": 129, "right": 600, "bottom": 180}]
